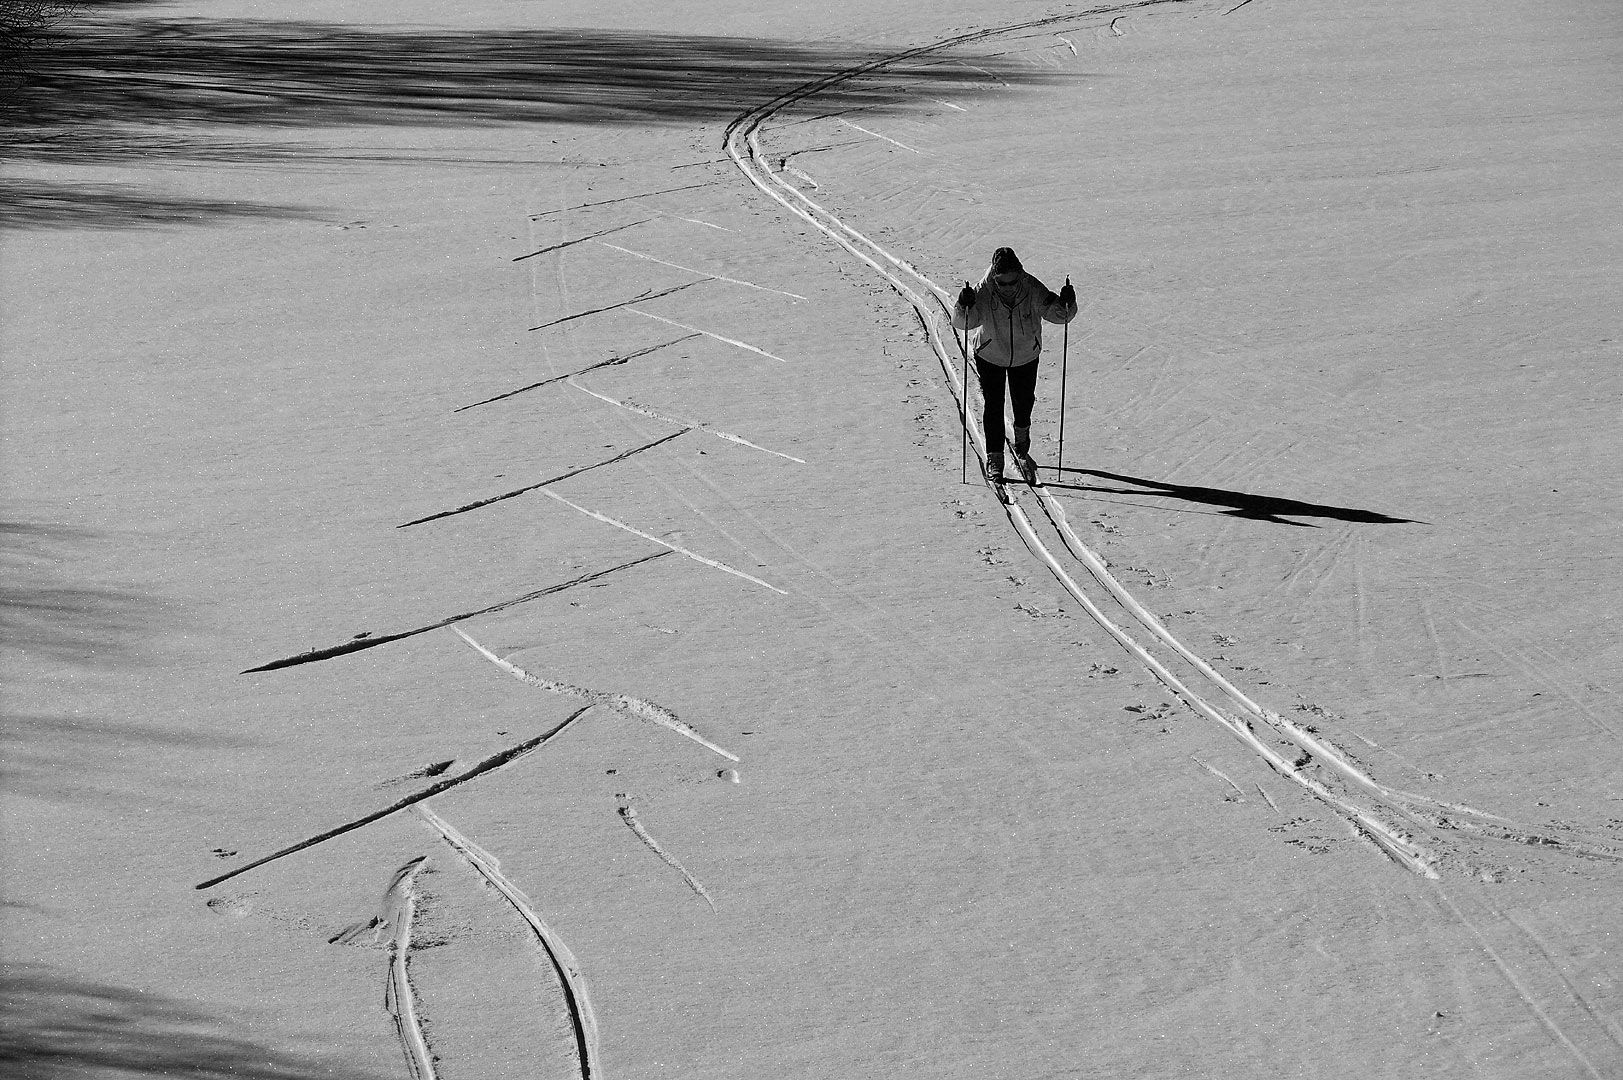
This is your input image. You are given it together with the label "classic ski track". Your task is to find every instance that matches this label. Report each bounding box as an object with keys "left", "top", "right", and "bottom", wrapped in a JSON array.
[
  {"left": 416, "top": 804, "right": 601, "bottom": 1080},
  {"left": 722, "top": 0, "right": 1622, "bottom": 877},
  {"left": 382, "top": 857, "right": 438, "bottom": 1080}
]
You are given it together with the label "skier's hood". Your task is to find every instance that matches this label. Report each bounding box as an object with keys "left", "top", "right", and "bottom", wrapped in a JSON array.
[{"left": 978, "top": 246, "right": 1032, "bottom": 292}]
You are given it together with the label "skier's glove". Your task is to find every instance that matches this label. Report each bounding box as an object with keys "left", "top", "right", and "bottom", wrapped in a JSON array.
[
  {"left": 1059, "top": 281, "right": 1075, "bottom": 307},
  {"left": 957, "top": 284, "right": 976, "bottom": 308}
]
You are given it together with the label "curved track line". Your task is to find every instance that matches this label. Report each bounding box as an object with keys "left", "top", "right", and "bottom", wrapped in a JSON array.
[
  {"left": 417, "top": 804, "right": 601, "bottom": 1080},
  {"left": 453, "top": 627, "right": 741, "bottom": 762},
  {"left": 382, "top": 857, "right": 438, "bottom": 1080},
  {"left": 721, "top": 0, "right": 1445, "bottom": 875},
  {"left": 722, "top": 0, "right": 1621, "bottom": 875}
]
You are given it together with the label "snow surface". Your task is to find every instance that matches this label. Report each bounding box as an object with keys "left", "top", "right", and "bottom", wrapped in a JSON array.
[{"left": 4, "top": 0, "right": 1622, "bottom": 1077}]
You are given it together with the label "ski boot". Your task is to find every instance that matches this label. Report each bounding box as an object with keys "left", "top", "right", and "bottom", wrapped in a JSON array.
[{"left": 1012, "top": 429, "right": 1038, "bottom": 486}]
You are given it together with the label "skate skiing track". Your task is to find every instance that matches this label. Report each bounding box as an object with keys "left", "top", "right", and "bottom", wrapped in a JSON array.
[
  {"left": 723, "top": 0, "right": 1622, "bottom": 880},
  {"left": 619, "top": 803, "right": 718, "bottom": 912},
  {"left": 417, "top": 804, "right": 602, "bottom": 1080},
  {"left": 723, "top": 3, "right": 1623, "bottom": 1068}
]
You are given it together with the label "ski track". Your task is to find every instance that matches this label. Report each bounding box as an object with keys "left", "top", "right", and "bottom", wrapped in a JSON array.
[
  {"left": 718, "top": 5, "right": 1623, "bottom": 1068},
  {"left": 453, "top": 626, "right": 741, "bottom": 762},
  {"left": 619, "top": 803, "right": 717, "bottom": 912},
  {"left": 398, "top": 429, "right": 690, "bottom": 528},
  {"left": 529, "top": 279, "right": 710, "bottom": 333},
  {"left": 241, "top": 551, "right": 672, "bottom": 672},
  {"left": 627, "top": 307, "right": 795, "bottom": 364},
  {"left": 595, "top": 241, "right": 809, "bottom": 300},
  {"left": 453, "top": 334, "right": 696, "bottom": 413},
  {"left": 1429, "top": 884, "right": 1618, "bottom": 1080},
  {"left": 723, "top": 0, "right": 1623, "bottom": 879},
  {"left": 380, "top": 857, "right": 438, "bottom": 1080},
  {"left": 416, "top": 804, "right": 602, "bottom": 1080},
  {"left": 194, "top": 706, "right": 597, "bottom": 891},
  {"left": 540, "top": 488, "right": 789, "bottom": 595},
  {"left": 568, "top": 378, "right": 807, "bottom": 463}
]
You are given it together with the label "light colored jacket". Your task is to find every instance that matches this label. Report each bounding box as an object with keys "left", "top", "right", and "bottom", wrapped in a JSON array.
[{"left": 951, "top": 270, "right": 1076, "bottom": 368}]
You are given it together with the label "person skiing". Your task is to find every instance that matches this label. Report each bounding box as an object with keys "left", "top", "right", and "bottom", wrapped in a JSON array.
[{"left": 952, "top": 247, "right": 1076, "bottom": 484}]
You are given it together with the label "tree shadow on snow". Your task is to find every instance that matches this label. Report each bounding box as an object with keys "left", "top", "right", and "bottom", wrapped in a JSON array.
[
  {"left": 0, "top": 177, "right": 315, "bottom": 228},
  {"left": 0, "top": 521, "right": 152, "bottom": 664},
  {"left": 2, "top": 8, "right": 1057, "bottom": 227},
  {"left": 0, "top": 520, "right": 239, "bottom": 801},
  {"left": 1053, "top": 469, "right": 1423, "bottom": 528},
  {"left": 0, "top": 965, "right": 391, "bottom": 1080}
]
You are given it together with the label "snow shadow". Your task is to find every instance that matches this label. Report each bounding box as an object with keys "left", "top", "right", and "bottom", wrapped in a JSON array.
[
  {"left": 1062, "top": 469, "right": 1423, "bottom": 527},
  {"left": 0, "top": 520, "right": 234, "bottom": 800},
  {"left": 0, "top": 521, "right": 150, "bottom": 663},
  {"left": 3, "top": 12, "right": 1055, "bottom": 225},
  {"left": 0, "top": 964, "right": 390, "bottom": 1080},
  {"left": 0, "top": 178, "right": 313, "bottom": 229},
  {"left": 0, "top": 711, "right": 243, "bottom": 802}
]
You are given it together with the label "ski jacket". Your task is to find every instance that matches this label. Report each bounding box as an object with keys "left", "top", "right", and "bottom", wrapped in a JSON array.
[{"left": 951, "top": 270, "right": 1076, "bottom": 368}]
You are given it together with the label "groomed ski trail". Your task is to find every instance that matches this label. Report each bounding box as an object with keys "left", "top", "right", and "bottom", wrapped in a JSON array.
[{"left": 721, "top": 0, "right": 1622, "bottom": 880}]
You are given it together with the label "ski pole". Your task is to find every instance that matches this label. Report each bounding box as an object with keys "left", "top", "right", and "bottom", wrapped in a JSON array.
[
  {"left": 959, "top": 284, "right": 971, "bottom": 485},
  {"left": 1056, "top": 277, "right": 1069, "bottom": 482},
  {"left": 959, "top": 318, "right": 966, "bottom": 485}
]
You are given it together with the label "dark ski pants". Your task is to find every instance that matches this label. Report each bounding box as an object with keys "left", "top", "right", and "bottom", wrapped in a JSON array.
[{"left": 976, "top": 356, "right": 1038, "bottom": 456}]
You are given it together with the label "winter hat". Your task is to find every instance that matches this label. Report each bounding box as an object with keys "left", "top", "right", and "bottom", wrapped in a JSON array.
[{"left": 991, "top": 247, "right": 1023, "bottom": 274}]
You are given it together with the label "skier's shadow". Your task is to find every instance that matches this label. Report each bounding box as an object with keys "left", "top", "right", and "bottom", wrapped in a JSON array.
[{"left": 1048, "top": 468, "right": 1423, "bottom": 528}]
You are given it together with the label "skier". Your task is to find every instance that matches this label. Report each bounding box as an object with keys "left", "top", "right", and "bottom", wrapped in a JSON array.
[{"left": 952, "top": 247, "right": 1076, "bottom": 485}]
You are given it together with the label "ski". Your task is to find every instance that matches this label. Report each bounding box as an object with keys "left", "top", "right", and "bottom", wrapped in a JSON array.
[
  {"left": 984, "top": 465, "right": 1011, "bottom": 503},
  {"left": 1014, "top": 452, "right": 1039, "bottom": 487}
]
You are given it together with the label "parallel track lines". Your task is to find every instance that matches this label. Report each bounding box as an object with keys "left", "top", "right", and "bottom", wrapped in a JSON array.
[
  {"left": 723, "top": 0, "right": 1621, "bottom": 875},
  {"left": 418, "top": 805, "right": 602, "bottom": 1080}
]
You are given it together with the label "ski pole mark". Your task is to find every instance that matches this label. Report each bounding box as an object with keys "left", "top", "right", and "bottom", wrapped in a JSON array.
[
  {"left": 417, "top": 804, "right": 601, "bottom": 1080},
  {"left": 397, "top": 430, "right": 690, "bottom": 528},
  {"left": 627, "top": 308, "right": 793, "bottom": 363},
  {"left": 243, "top": 552, "right": 672, "bottom": 672},
  {"left": 194, "top": 706, "right": 596, "bottom": 890},
  {"left": 452, "top": 627, "right": 740, "bottom": 762},
  {"left": 595, "top": 242, "right": 808, "bottom": 300},
  {"left": 619, "top": 803, "right": 717, "bottom": 912},
  {"left": 1192, "top": 756, "right": 1246, "bottom": 801},
  {"left": 528, "top": 279, "right": 709, "bottom": 332},
  {"left": 513, "top": 219, "right": 649, "bottom": 262},
  {"left": 569, "top": 380, "right": 807, "bottom": 463},
  {"left": 453, "top": 335, "right": 697, "bottom": 413},
  {"left": 528, "top": 181, "right": 719, "bottom": 219}
]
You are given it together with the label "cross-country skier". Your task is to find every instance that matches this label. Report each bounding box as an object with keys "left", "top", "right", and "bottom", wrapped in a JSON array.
[{"left": 952, "top": 247, "right": 1076, "bottom": 484}]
